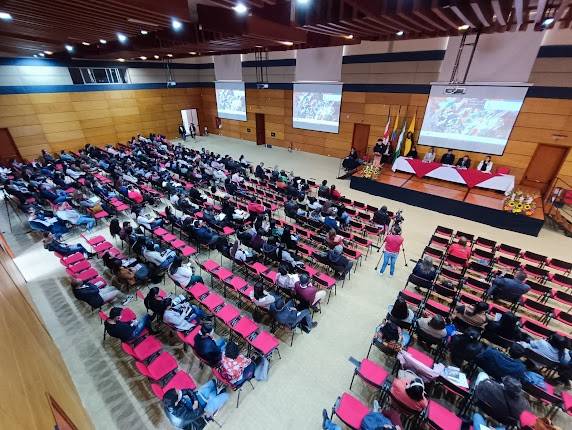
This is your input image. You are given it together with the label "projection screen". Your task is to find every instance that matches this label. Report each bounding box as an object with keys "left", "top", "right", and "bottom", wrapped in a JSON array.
[
  {"left": 215, "top": 81, "right": 247, "bottom": 121},
  {"left": 293, "top": 83, "right": 343, "bottom": 133},
  {"left": 418, "top": 84, "right": 528, "bottom": 155}
]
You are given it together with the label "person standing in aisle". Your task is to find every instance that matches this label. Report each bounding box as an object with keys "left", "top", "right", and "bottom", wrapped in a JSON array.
[{"left": 379, "top": 226, "right": 404, "bottom": 277}]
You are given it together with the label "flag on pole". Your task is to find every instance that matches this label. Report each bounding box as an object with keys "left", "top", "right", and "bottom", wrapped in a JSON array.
[
  {"left": 393, "top": 120, "right": 407, "bottom": 163},
  {"left": 390, "top": 112, "right": 400, "bottom": 146},
  {"left": 403, "top": 114, "right": 416, "bottom": 157},
  {"left": 382, "top": 116, "right": 391, "bottom": 143}
]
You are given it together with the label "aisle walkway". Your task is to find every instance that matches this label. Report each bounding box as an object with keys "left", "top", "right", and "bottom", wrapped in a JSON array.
[{"left": 2, "top": 134, "right": 570, "bottom": 430}]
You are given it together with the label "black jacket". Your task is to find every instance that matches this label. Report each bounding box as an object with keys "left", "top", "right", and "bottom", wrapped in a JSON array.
[
  {"left": 194, "top": 334, "right": 223, "bottom": 367},
  {"left": 73, "top": 283, "right": 104, "bottom": 309}
]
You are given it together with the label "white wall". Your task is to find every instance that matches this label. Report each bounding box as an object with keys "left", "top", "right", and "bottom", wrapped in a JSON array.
[{"left": 0, "top": 65, "right": 72, "bottom": 86}]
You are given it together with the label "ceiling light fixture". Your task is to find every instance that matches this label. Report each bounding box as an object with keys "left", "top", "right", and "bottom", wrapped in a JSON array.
[
  {"left": 139, "top": 56, "right": 147, "bottom": 60},
  {"left": 82, "top": 41, "right": 90, "bottom": 46},
  {"left": 38, "top": 52, "right": 45, "bottom": 57},
  {"left": 233, "top": 3, "right": 248, "bottom": 14},
  {"left": 43, "top": 50, "right": 53, "bottom": 55},
  {"left": 458, "top": 24, "right": 470, "bottom": 31},
  {"left": 117, "top": 58, "right": 125, "bottom": 62},
  {"left": 0, "top": 12, "right": 12, "bottom": 20},
  {"left": 172, "top": 18, "right": 183, "bottom": 31},
  {"left": 167, "top": 53, "right": 173, "bottom": 57},
  {"left": 117, "top": 33, "right": 127, "bottom": 43},
  {"left": 189, "top": 51, "right": 197, "bottom": 55},
  {"left": 279, "top": 41, "right": 293, "bottom": 46},
  {"left": 33, "top": 54, "right": 38, "bottom": 58},
  {"left": 344, "top": 34, "right": 354, "bottom": 39},
  {"left": 296, "top": 0, "right": 311, "bottom": 4},
  {"left": 140, "top": 30, "right": 148, "bottom": 35},
  {"left": 396, "top": 30, "right": 404, "bottom": 36},
  {"left": 542, "top": 17, "right": 555, "bottom": 27},
  {"left": 65, "top": 44, "right": 74, "bottom": 52},
  {"left": 154, "top": 55, "right": 159, "bottom": 59},
  {"left": 99, "top": 39, "right": 107, "bottom": 44}
]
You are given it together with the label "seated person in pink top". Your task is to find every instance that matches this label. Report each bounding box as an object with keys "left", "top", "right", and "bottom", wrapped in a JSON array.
[
  {"left": 127, "top": 185, "right": 144, "bottom": 203},
  {"left": 390, "top": 370, "right": 428, "bottom": 412},
  {"left": 379, "top": 226, "right": 404, "bottom": 277},
  {"left": 294, "top": 274, "right": 326, "bottom": 307},
  {"left": 448, "top": 236, "right": 471, "bottom": 260}
]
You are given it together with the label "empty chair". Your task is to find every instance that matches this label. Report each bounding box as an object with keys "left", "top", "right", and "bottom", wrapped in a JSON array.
[
  {"left": 349, "top": 358, "right": 389, "bottom": 393},
  {"left": 546, "top": 258, "right": 572, "bottom": 275},
  {"left": 330, "top": 393, "right": 369, "bottom": 430},
  {"left": 434, "top": 226, "right": 453, "bottom": 239},
  {"left": 495, "top": 255, "right": 522, "bottom": 272},
  {"left": 424, "top": 400, "right": 463, "bottom": 430},
  {"left": 474, "top": 237, "right": 496, "bottom": 252},
  {"left": 150, "top": 370, "right": 197, "bottom": 400},
  {"left": 497, "top": 243, "right": 521, "bottom": 259},
  {"left": 521, "top": 251, "right": 547, "bottom": 267},
  {"left": 135, "top": 351, "right": 178, "bottom": 382}
]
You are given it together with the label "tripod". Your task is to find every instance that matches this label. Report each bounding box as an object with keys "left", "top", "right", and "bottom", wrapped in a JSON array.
[{"left": 1, "top": 187, "right": 30, "bottom": 234}]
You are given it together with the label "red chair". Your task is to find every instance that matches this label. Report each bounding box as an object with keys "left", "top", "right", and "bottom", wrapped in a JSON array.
[
  {"left": 425, "top": 400, "right": 462, "bottom": 430},
  {"left": 60, "top": 252, "right": 85, "bottom": 266},
  {"left": 177, "top": 325, "right": 202, "bottom": 352},
  {"left": 246, "top": 262, "right": 269, "bottom": 277},
  {"left": 201, "top": 293, "right": 225, "bottom": 313},
  {"left": 554, "top": 309, "right": 572, "bottom": 327},
  {"left": 331, "top": 393, "right": 369, "bottom": 430},
  {"left": 69, "top": 267, "right": 99, "bottom": 282},
  {"left": 187, "top": 282, "right": 209, "bottom": 301},
  {"left": 496, "top": 166, "right": 511, "bottom": 175},
  {"left": 150, "top": 370, "right": 197, "bottom": 400},
  {"left": 520, "top": 317, "right": 555, "bottom": 339},
  {"left": 82, "top": 234, "right": 105, "bottom": 246},
  {"left": 232, "top": 316, "right": 258, "bottom": 339},
  {"left": 313, "top": 273, "right": 336, "bottom": 303},
  {"left": 211, "top": 367, "right": 254, "bottom": 408},
  {"left": 521, "top": 251, "right": 547, "bottom": 267},
  {"left": 549, "top": 273, "right": 572, "bottom": 290},
  {"left": 181, "top": 246, "right": 197, "bottom": 257},
  {"left": 216, "top": 304, "right": 241, "bottom": 327},
  {"left": 497, "top": 243, "right": 521, "bottom": 259},
  {"left": 199, "top": 259, "right": 220, "bottom": 275},
  {"left": 135, "top": 351, "right": 178, "bottom": 382},
  {"left": 67, "top": 260, "right": 91, "bottom": 274},
  {"left": 407, "top": 347, "right": 434, "bottom": 368},
  {"left": 434, "top": 226, "right": 453, "bottom": 240},
  {"left": 121, "top": 335, "right": 162, "bottom": 361},
  {"left": 349, "top": 358, "right": 389, "bottom": 393},
  {"left": 546, "top": 258, "right": 572, "bottom": 275},
  {"left": 247, "top": 331, "right": 280, "bottom": 358},
  {"left": 551, "top": 290, "right": 572, "bottom": 309}
]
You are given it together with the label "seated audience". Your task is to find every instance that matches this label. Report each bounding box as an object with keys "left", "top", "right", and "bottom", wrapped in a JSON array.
[
  {"left": 440, "top": 149, "right": 455, "bottom": 165},
  {"left": 448, "top": 236, "right": 471, "bottom": 260},
  {"left": 452, "top": 301, "right": 490, "bottom": 329},
  {"left": 487, "top": 271, "right": 530, "bottom": 303},
  {"left": 144, "top": 287, "right": 170, "bottom": 318},
  {"left": 456, "top": 155, "right": 471, "bottom": 169},
  {"left": 143, "top": 242, "right": 177, "bottom": 269},
  {"left": 473, "top": 375, "right": 530, "bottom": 426},
  {"left": 71, "top": 279, "right": 121, "bottom": 309},
  {"left": 448, "top": 328, "right": 485, "bottom": 367},
  {"left": 162, "top": 385, "right": 229, "bottom": 426},
  {"left": 411, "top": 256, "right": 437, "bottom": 285},
  {"left": 104, "top": 307, "right": 154, "bottom": 341},
  {"left": 417, "top": 315, "right": 447, "bottom": 340},
  {"left": 249, "top": 282, "right": 276, "bottom": 310},
  {"left": 275, "top": 265, "right": 298, "bottom": 291},
  {"left": 43, "top": 232, "right": 93, "bottom": 257},
  {"left": 375, "top": 320, "right": 410, "bottom": 353},
  {"left": 372, "top": 206, "right": 391, "bottom": 231},
  {"left": 519, "top": 333, "right": 570, "bottom": 366},
  {"left": 389, "top": 370, "right": 428, "bottom": 412},
  {"left": 219, "top": 341, "right": 256, "bottom": 385},
  {"left": 194, "top": 324, "right": 226, "bottom": 367},
  {"left": 325, "top": 229, "right": 343, "bottom": 249},
  {"left": 168, "top": 256, "right": 204, "bottom": 288},
  {"left": 483, "top": 311, "right": 528, "bottom": 342},
  {"left": 475, "top": 344, "right": 528, "bottom": 381},
  {"left": 325, "top": 245, "right": 353, "bottom": 277},
  {"left": 163, "top": 297, "right": 203, "bottom": 332},
  {"left": 388, "top": 296, "right": 415, "bottom": 325},
  {"left": 269, "top": 297, "right": 317, "bottom": 332},
  {"left": 294, "top": 274, "right": 326, "bottom": 308}
]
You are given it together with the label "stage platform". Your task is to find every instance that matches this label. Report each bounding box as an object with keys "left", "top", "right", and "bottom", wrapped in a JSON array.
[{"left": 350, "top": 166, "right": 545, "bottom": 236}]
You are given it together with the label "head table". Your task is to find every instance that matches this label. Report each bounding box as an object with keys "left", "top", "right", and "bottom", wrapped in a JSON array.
[{"left": 391, "top": 156, "right": 515, "bottom": 193}]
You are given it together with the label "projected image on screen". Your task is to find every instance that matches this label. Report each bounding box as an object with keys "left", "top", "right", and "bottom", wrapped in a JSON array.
[
  {"left": 215, "top": 82, "right": 247, "bottom": 121},
  {"left": 293, "top": 83, "right": 342, "bottom": 133},
  {"left": 419, "top": 85, "right": 528, "bottom": 155}
]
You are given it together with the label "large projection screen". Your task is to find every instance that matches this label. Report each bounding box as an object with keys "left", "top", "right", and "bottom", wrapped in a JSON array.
[
  {"left": 215, "top": 81, "right": 247, "bottom": 121},
  {"left": 418, "top": 85, "right": 528, "bottom": 155},
  {"left": 293, "top": 83, "right": 343, "bottom": 133}
]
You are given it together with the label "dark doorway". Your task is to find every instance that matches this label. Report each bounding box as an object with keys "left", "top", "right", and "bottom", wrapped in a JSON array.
[
  {"left": 255, "top": 113, "right": 266, "bottom": 146},
  {"left": 352, "top": 123, "right": 370, "bottom": 157},
  {"left": 522, "top": 144, "right": 569, "bottom": 196},
  {"left": 0, "top": 129, "right": 22, "bottom": 165}
]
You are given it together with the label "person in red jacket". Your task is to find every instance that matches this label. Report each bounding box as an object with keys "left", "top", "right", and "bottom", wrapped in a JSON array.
[
  {"left": 330, "top": 185, "right": 341, "bottom": 200},
  {"left": 448, "top": 236, "right": 471, "bottom": 260},
  {"left": 379, "top": 226, "right": 404, "bottom": 277}
]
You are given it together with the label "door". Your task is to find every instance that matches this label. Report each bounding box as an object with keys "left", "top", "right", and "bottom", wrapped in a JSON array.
[
  {"left": 351, "top": 123, "right": 370, "bottom": 157},
  {"left": 180, "top": 109, "right": 200, "bottom": 136},
  {"left": 255, "top": 113, "right": 266, "bottom": 146},
  {"left": 0, "top": 128, "right": 22, "bottom": 165},
  {"left": 522, "top": 144, "right": 569, "bottom": 195}
]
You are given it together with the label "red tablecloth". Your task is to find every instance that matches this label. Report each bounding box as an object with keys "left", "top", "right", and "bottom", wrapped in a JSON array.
[{"left": 406, "top": 159, "right": 442, "bottom": 178}]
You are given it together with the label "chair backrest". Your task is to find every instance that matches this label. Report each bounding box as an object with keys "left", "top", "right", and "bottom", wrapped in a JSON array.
[
  {"left": 522, "top": 381, "right": 562, "bottom": 406},
  {"left": 496, "top": 166, "right": 511, "bottom": 175},
  {"left": 524, "top": 347, "right": 560, "bottom": 370}
]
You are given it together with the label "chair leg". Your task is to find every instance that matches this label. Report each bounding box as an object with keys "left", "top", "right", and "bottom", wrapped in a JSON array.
[
  {"left": 236, "top": 387, "right": 241, "bottom": 408},
  {"left": 366, "top": 341, "right": 373, "bottom": 359},
  {"left": 349, "top": 369, "right": 357, "bottom": 390}
]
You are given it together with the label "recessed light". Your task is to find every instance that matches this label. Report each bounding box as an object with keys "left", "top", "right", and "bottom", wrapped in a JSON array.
[
  {"left": 172, "top": 18, "right": 183, "bottom": 31},
  {"left": 65, "top": 44, "right": 74, "bottom": 52},
  {"left": 0, "top": 12, "right": 12, "bottom": 21},
  {"left": 154, "top": 55, "right": 159, "bottom": 59},
  {"left": 542, "top": 17, "right": 555, "bottom": 27},
  {"left": 99, "top": 39, "right": 107, "bottom": 44},
  {"left": 458, "top": 24, "right": 470, "bottom": 31},
  {"left": 43, "top": 50, "right": 53, "bottom": 55},
  {"left": 117, "top": 33, "right": 127, "bottom": 43},
  {"left": 82, "top": 41, "right": 90, "bottom": 46},
  {"left": 344, "top": 34, "right": 354, "bottom": 39},
  {"left": 38, "top": 52, "right": 45, "bottom": 57},
  {"left": 167, "top": 53, "right": 173, "bottom": 57},
  {"left": 117, "top": 58, "right": 125, "bottom": 62},
  {"left": 296, "top": 0, "right": 310, "bottom": 4},
  {"left": 279, "top": 41, "right": 293, "bottom": 46},
  {"left": 189, "top": 51, "right": 197, "bottom": 55},
  {"left": 140, "top": 30, "right": 148, "bottom": 35},
  {"left": 396, "top": 30, "right": 404, "bottom": 36},
  {"left": 33, "top": 54, "right": 38, "bottom": 58},
  {"left": 140, "top": 56, "right": 147, "bottom": 60},
  {"left": 233, "top": 3, "right": 248, "bottom": 14}
]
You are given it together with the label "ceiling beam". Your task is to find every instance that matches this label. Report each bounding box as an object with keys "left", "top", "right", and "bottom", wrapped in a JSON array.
[
  {"left": 470, "top": 1, "right": 492, "bottom": 27},
  {"left": 534, "top": 0, "right": 548, "bottom": 23},
  {"left": 343, "top": 0, "right": 382, "bottom": 16}
]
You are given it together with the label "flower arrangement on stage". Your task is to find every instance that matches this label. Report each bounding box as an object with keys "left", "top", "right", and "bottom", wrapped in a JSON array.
[
  {"left": 503, "top": 190, "right": 538, "bottom": 216},
  {"left": 362, "top": 163, "right": 381, "bottom": 179}
]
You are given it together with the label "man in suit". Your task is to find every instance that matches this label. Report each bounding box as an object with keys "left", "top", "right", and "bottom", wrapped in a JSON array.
[
  {"left": 440, "top": 149, "right": 455, "bottom": 165},
  {"left": 456, "top": 155, "right": 471, "bottom": 169},
  {"left": 193, "top": 324, "right": 226, "bottom": 367},
  {"left": 486, "top": 271, "right": 530, "bottom": 304},
  {"left": 269, "top": 297, "right": 317, "bottom": 333}
]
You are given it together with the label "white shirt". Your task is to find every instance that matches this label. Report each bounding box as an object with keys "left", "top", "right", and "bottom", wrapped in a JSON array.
[
  {"left": 164, "top": 307, "right": 195, "bottom": 331},
  {"left": 169, "top": 266, "right": 195, "bottom": 287},
  {"left": 423, "top": 152, "right": 436, "bottom": 162},
  {"left": 276, "top": 273, "right": 298, "bottom": 290},
  {"left": 143, "top": 248, "right": 173, "bottom": 266},
  {"left": 249, "top": 290, "right": 276, "bottom": 309},
  {"left": 477, "top": 160, "right": 493, "bottom": 173}
]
